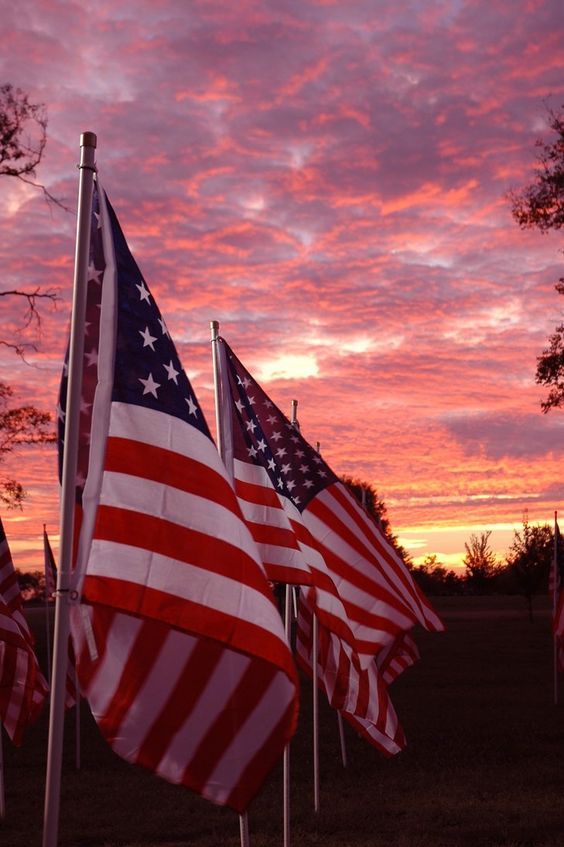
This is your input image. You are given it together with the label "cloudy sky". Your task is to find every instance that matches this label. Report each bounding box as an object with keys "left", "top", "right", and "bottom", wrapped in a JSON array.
[{"left": 1, "top": 0, "right": 563, "bottom": 571}]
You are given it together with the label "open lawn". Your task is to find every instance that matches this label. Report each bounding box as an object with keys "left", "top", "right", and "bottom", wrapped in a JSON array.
[{"left": 2, "top": 596, "right": 563, "bottom": 847}]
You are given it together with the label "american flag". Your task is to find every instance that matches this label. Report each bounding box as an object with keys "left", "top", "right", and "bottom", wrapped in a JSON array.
[
  {"left": 551, "top": 519, "right": 564, "bottom": 670},
  {"left": 43, "top": 528, "right": 77, "bottom": 708},
  {"left": 218, "top": 338, "right": 444, "bottom": 667},
  {"left": 61, "top": 182, "right": 298, "bottom": 812},
  {"left": 0, "top": 520, "right": 48, "bottom": 744},
  {"left": 0, "top": 517, "right": 33, "bottom": 644},
  {"left": 295, "top": 591, "right": 405, "bottom": 756}
]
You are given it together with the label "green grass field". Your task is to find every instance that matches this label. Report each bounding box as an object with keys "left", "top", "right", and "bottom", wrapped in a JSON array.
[{"left": 2, "top": 596, "right": 564, "bottom": 847}]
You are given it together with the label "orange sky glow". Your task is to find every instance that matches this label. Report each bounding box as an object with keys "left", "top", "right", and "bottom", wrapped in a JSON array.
[{"left": 0, "top": 0, "right": 563, "bottom": 573}]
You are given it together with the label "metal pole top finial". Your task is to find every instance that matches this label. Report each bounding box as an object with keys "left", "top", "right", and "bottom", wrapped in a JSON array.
[{"left": 80, "top": 132, "right": 97, "bottom": 148}]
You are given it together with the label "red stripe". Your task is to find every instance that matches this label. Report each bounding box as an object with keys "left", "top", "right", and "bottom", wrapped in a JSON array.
[
  {"left": 226, "top": 695, "right": 297, "bottom": 812},
  {"left": 83, "top": 575, "right": 296, "bottom": 682},
  {"left": 244, "top": 519, "right": 302, "bottom": 550},
  {"left": 182, "top": 657, "right": 280, "bottom": 797},
  {"left": 322, "top": 485, "right": 438, "bottom": 618},
  {"left": 94, "top": 505, "right": 271, "bottom": 599},
  {"left": 97, "top": 618, "right": 170, "bottom": 743},
  {"left": 136, "top": 636, "right": 225, "bottom": 772},
  {"left": 105, "top": 436, "right": 240, "bottom": 515},
  {"left": 235, "top": 477, "right": 281, "bottom": 508}
]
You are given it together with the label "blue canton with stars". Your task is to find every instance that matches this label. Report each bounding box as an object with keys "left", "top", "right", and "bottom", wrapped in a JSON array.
[
  {"left": 105, "top": 196, "right": 211, "bottom": 440},
  {"left": 58, "top": 184, "right": 211, "bottom": 503},
  {"left": 222, "top": 340, "right": 338, "bottom": 512}
]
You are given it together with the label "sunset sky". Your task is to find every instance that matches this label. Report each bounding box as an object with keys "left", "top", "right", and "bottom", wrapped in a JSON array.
[{"left": 1, "top": 0, "right": 563, "bottom": 573}]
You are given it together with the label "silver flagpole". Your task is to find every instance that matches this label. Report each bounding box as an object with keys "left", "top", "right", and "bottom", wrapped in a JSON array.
[
  {"left": 43, "top": 526, "right": 52, "bottom": 688},
  {"left": 280, "top": 400, "right": 303, "bottom": 847},
  {"left": 283, "top": 584, "right": 292, "bottom": 847},
  {"left": 43, "top": 132, "right": 97, "bottom": 847},
  {"left": 554, "top": 511, "right": 559, "bottom": 706},
  {"left": 210, "top": 320, "right": 251, "bottom": 847},
  {"left": 312, "top": 434, "right": 320, "bottom": 812},
  {"left": 312, "top": 612, "right": 320, "bottom": 813}
]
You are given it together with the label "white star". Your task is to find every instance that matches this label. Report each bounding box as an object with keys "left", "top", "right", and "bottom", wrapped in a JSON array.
[
  {"left": 291, "top": 435, "right": 300, "bottom": 444},
  {"left": 80, "top": 398, "right": 91, "bottom": 415},
  {"left": 56, "top": 403, "right": 65, "bottom": 422},
  {"left": 248, "top": 445, "right": 258, "bottom": 458},
  {"left": 88, "top": 262, "right": 103, "bottom": 284},
  {"left": 266, "top": 415, "right": 277, "bottom": 425},
  {"left": 136, "top": 281, "right": 151, "bottom": 303},
  {"left": 281, "top": 463, "right": 291, "bottom": 475},
  {"left": 271, "top": 431, "right": 282, "bottom": 442},
  {"left": 295, "top": 449, "right": 305, "bottom": 458},
  {"left": 317, "top": 469, "right": 327, "bottom": 478},
  {"left": 139, "top": 326, "right": 158, "bottom": 350},
  {"left": 247, "top": 394, "right": 255, "bottom": 405},
  {"left": 292, "top": 495, "right": 301, "bottom": 505},
  {"left": 263, "top": 399, "right": 273, "bottom": 408},
  {"left": 256, "top": 439, "right": 267, "bottom": 452},
  {"left": 237, "top": 375, "right": 251, "bottom": 389},
  {"left": 277, "top": 477, "right": 284, "bottom": 489},
  {"left": 304, "top": 479, "right": 314, "bottom": 489},
  {"left": 139, "top": 373, "right": 160, "bottom": 398},
  {"left": 235, "top": 399, "right": 245, "bottom": 414},
  {"left": 299, "top": 464, "right": 309, "bottom": 474},
  {"left": 286, "top": 479, "right": 296, "bottom": 491},
  {"left": 84, "top": 348, "right": 98, "bottom": 368},
  {"left": 267, "top": 458, "right": 276, "bottom": 471},
  {"left": 276, "top": 447, "right": 287, "bottom": 459},
  {"left": 313, "top": 456, "right": 323, "bottom": 464},
  {"left": 246, "top": 419, "right": 257, "bottom": 433},
  {"left": 163, "top": 360, "right": 179, "bottom": 384},
  {"left": 158, "top": 317, "right": 169, "bottom": 336},
  {"left": 185, "top": 396, "right": 198, "bottom": 416}
]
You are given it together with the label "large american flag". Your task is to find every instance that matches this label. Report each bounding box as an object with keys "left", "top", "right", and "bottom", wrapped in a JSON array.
[
  {"left": 218, "top": 338, "right": 444, "bottom": 667},
  {"left": 61, "top": 182, "right": 298, "bottom": 812},
  {"left": 0, "top": 519, "right": 48, "bottom": 744}
]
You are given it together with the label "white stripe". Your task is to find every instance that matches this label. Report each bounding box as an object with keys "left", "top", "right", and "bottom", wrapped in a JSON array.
[
  {"left": 303, "top": 510, "right": 416, "bottom": 627},
  {"left": 208, "top": 669, "right": 295, "bottom": 805},
  {"left": 87, "top": 539, "right": 287, "bottom": 644},
  {"left": 112, "top": 628, "right": 199, "bottom": 760},
  {"left": 318, "top": 486, "right": 441, "bottom": 627},
  {"left": 100, "top": 470, "right": 263, "bottom": 573},
  {"left": 156, "top": 648, "right": 252, "bottom": 783},
  {"left": 79, "top": 610, "right": 144, "bottom": 717},
  {"left": 110, "top": 402, "right": 230, "bottom": 481}
]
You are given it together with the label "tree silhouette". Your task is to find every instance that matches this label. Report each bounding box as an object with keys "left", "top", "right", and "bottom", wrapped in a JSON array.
[
  {"left": 0, "top": 83, "right": 59, "bottom": 506},
  {"left": 463, "top": 531, "right": 500, "bottom": 594},
  {"left": 506, "top": 518, "right": 554, "bottom": 621},
  {"left": 510, "top": 104, "right": 564, "bottom": 411}
]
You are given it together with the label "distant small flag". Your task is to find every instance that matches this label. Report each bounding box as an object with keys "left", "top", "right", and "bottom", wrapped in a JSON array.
[
  {"left": 0, "top": 520, "right": 48, "bottom": 744},
  {"left": 295, "top": 591, "right": 405, "bottom": 756},
  {"left": 0, "top": 517, "right": 33, "bottom": 644}
]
